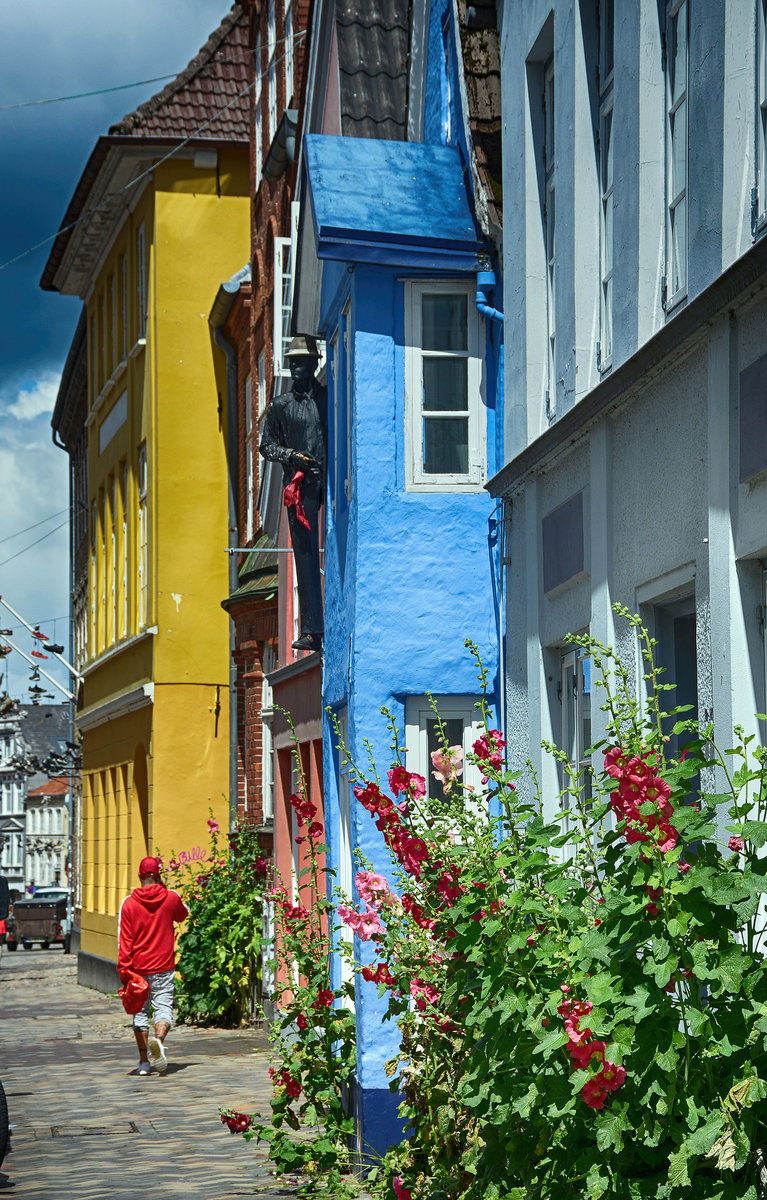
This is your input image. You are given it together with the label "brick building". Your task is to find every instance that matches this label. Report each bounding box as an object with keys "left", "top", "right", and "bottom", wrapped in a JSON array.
[{"left": 212, "top": 0, "right": 316, "bottom": 864}]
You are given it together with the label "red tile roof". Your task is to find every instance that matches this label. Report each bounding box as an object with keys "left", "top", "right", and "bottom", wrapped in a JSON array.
[
  {"left": 109, "top": 5, "right": 250, "bottom": 142},
  {"left": 27, "top": 776, "right": 69, "bottom": 797}
]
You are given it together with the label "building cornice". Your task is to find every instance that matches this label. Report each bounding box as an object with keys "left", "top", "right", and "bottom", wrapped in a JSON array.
[{"left": 76, "top": 682, "right": 154, "bottom": 733}]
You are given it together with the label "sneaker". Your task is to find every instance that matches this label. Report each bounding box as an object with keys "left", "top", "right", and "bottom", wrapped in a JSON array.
[
  {"left": 137, "top": 1060, "right": 152, "bottom": 1076},
  {"left": 147, "top": 1035, "right": 167, "bottom": 1074}
]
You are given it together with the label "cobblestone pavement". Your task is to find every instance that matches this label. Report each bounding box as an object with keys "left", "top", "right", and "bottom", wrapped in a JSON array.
[{"left": 0, "top": 947, "right": 298, "bottom": 1199}]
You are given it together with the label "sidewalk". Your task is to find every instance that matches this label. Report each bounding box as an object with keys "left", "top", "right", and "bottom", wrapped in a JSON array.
[{"left": 0, "top": 948, "right": 297, "bottom": 1199}]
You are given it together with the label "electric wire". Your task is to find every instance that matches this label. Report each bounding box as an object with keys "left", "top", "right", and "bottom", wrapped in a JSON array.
[
  {"left": 0, "top": 519, "right": 69, "bottom": 569},
  {"left": 0, "top": 60, "right": 248, "bottom": 111},
  {"left": 0, "top": 508, "right": 71, "bottom": 546},
  {"left": 0, "top": 31, "right": 305, "bottom": 275}
]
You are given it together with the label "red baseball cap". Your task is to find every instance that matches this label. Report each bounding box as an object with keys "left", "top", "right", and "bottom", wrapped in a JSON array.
[{"left": 138, "top": 856, "right": 161, "bottom": 878}]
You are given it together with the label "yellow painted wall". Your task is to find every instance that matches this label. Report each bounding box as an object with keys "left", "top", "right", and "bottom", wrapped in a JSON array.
[{"left": 78, "top": 148, "right": 248, "bottom": 970}]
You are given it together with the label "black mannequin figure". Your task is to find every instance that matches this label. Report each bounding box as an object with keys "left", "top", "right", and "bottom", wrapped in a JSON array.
[{"left": 259, "top": 335, "right": 327, "bottom": 652}]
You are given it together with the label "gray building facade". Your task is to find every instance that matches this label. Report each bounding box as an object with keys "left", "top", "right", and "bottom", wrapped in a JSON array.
[{"left": 491, "top": 0, "right": 767, "bottom": 810}]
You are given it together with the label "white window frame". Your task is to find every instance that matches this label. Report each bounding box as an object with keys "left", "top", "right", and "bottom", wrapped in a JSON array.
[
  {"left": 267, "top": 0, "right": 277, "bottom": 142},
  {"left": 257, "top": 349, "right": 267, "bottom": 419},
  {"left": 543, "top": 56, "right": 556, "bottom": 419},
  {"left": 757, "top": 0, "right": 767, "bottom": 227},
  {"left": 598, "top": 0, "right": 614, "bottom": 371},
  {"left": 254, "top": 32, "right": 263, "bottom": 182},
  {"left": 665, "top": 0, "right": 688, "bottom": 308},
  {"left": 285, "top": 0, "right": 294, "bottom": 105},
  {"left": 404, "top": 695, "right": 488, "bottom": 821},
  {"left": 136, "top": 223, "right": 147, "bottom": 340},
  {"left": 261, "top": 643, "right": 276, "bottom": 822},
  {"left": 137, "top": 443, "right": 148, "bottom": 630},
  {"left": 245, "top": 374, "right": 255, "bottom": 540},
  {"left": 404, "top": 279, "right": 484, "bottom": 492},
  {"left": 274, "top": 236, "right": 293, "bottom": 377},
  {"left": 559, "top": 647, "right": 593, "bottom": 834}
]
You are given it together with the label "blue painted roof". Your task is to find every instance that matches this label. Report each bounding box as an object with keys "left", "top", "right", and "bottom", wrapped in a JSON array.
[{"left": 303, "top": 134, "right": 484, "bottom": 270}]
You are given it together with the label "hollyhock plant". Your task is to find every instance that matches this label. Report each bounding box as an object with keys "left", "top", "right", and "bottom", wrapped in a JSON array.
[{"left": 430, "top": 744, "right": 464, "bottom": 792}]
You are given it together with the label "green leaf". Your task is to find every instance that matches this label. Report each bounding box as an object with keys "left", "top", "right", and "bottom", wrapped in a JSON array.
[
  {"left": 667, "top": 1146, "right": 690, "bottom": 1188},
  {"left": 684, "top": 1112, "right": 725, "bottom": 1156}
]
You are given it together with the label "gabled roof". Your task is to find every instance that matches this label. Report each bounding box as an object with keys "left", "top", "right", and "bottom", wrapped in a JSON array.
[
  {"left": 40, "top": 5, "right": 249, "bottom": 295},
  {"left": 27, "top": 776, "right": 69, "bottom": 798},
  {"left": 109, "top": 5, "right": 250, "bottom": 141},
  {"left": 336, "top": 0, "right": 409, "bottom": 140}
]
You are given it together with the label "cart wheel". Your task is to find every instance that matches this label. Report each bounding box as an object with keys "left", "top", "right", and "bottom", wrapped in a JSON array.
[{"left": 0, "top": 1078, "right": 8, "bottom": 1167}]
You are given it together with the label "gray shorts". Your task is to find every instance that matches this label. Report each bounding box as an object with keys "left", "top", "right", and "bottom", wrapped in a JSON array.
[{"left": 132, "top": 969, "right": 176, "bottom": 1031}]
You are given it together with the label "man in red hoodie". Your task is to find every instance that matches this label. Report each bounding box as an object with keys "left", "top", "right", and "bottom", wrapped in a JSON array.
[{"left": 117, "top": 856, "right": 188, "bottom": 1076}]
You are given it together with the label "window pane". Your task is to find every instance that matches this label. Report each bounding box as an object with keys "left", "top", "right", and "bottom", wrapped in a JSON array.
[
  {"left": 602, "top": 276, "right": 612, "bottom": 359},
  {"left": 423, "top": 416, "right": 469, "bottom": 475},
  {"left": 422, "top": 293, "right": 468, "bottom": 351},
  {"left": 427, "top": 717, "right": 464, "bottom": 803},
  {"left": 601, "top": 108, "right": 613, "bottom": 194},
  {"left": 671, "top": 196, "right": 687, "bottom": 294},
  {"left": 670, "top": 100, "right": 686, "bottom": 199},
  {"left": 602, "top": 195, "right": 613, "bottom": 276},
  {"left": 423, "top": 357, "right": 468, "bottom": 411},
  {"left": 670, "top": 3, "right": 687, "bottom": 105},
  {"left": 601, "top": 0, "right": 614, "bottom": 79}
]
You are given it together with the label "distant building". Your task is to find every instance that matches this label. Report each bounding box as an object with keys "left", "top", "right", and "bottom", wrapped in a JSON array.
[
  {"left": 0, "top": 704, "right": 69, "bottom": 895},
  {"left": 45, "top": 7, "right": 251, "bottom": 991},
  {"left": 26, "top": 776, "right": 70, "bottom": 888}
]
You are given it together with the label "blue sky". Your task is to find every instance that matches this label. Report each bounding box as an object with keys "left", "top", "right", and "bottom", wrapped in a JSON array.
[{"left": 0, "top": 0, "right": 236, "bottom": 702}]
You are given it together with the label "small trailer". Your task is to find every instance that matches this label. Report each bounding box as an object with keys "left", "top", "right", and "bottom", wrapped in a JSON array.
[{"left": 6, "top": 896, "right": 71, "bottom": 952}]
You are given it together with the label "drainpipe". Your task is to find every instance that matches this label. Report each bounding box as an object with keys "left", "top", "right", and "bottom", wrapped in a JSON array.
[
  {"left": 476, "top": 268, "right": 503, "bottom": 324},
  {"left": 212, "top": 325, "right": 240, "bottom": 833},
  {"left": 477, "top": 267, "right": 506, "bottom": 746}
]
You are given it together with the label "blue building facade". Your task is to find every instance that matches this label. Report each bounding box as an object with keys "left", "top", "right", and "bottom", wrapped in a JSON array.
[{"left": 292, "top": 0, "right": 503, "bottom": 1155}]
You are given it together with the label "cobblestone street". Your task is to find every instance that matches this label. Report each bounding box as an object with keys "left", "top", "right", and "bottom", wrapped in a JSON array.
[{"left": 0, "top": 948, "right": 294, "bottom": 1199}]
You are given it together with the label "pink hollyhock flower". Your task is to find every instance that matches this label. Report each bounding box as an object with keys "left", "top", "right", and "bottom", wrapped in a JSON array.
[
  {"left": 393, "top": 1178, "right": 413, "bottom": 1200},
  {"left": 387, "top": 765, "right": 426, "bottom": 798},
  {"left": 603, "top": 746, "right": 631, "bottom": 778},
  {"left": 207, "top": 818, "right": 220, "bottom": 833},
  {"left": 581, "top": 1077, "right": 608, "bottom": 1109},
  {"left": 356, "top": 870, "right": 396, "bottom": 909},
  {"left": 435, "top": 868, "right": 464, "bottom": 907},
  {"left": 285, "top": 1077, "right": 301, "bottom": 1099},
  {"left": 308, "top": 821, "right": 324, "bottom": 841},
  {"left": 596, "top": 1060, "right": 626, "bottom": 1092},
  {"left": 430, "top": 744, "right": 464, "bottom": 792},
  {"left": 338, "top": 904, "right": 385, "bottom": 941},
  {"left": 678, "top": 860, "right": 691, "bottom": 873},
  {"left": 569, "top": 1039, "right": 606, "bottom": 1070},
  {"left": 410, "top": 977, "right": 440, "bottom": 1011},
  {"left": 296, "top": 1012, "right": 308, "bottom": 1030},
  {"left": 729, "top": 835, "right": 744, "bottom": 852},
  {"left": 168, "top": 858, "right": 179, "bottom": 871}
]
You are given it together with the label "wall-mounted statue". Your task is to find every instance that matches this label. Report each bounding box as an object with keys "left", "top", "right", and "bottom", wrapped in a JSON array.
[{"left": 259, "top": 335, "right": 327, "bottom": 653}]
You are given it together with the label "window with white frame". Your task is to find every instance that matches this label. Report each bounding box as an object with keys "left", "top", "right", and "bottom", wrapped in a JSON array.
[
  {"left": 285, "top": 0, "right": 294, "bottom": 104},
  {"left": 598, "top": 0, "right": 614, "bottom": 370},
  {"left": 120, "top": 462, "right": 128, "bottom": 639},
  {"left": 137, "top": 443, "right": 148, "bottom": 629},
  {"left": 254, "top": 32, "right": 263, "bottom": 182},
  {"left": 274, "top": 237, "right": 293, "bottom": 377},
  {"left": 257, "top": 349, "right": 267, "bottom": 418},
  {"left": 665, "top": 0, "right": 688, "bottom": 306},
  {"left": 543, "top": 56, "right": 556, "bottom": 418},
  {"left": 267, "top": 0, "right": 277, "bottom": 142},
  {"left": 404, "top": 280, "right": 483, "bottom": 490},
  {"left": 560, "top": 647, "right": 593, "bottom": 829},
  {"left": 245, "top": 374, "right": 255, "bottom": 541},
  {"left": 136, "top": 223, "right": 147, "bottom": 340},
  {"left": 757, "top": 0, "right": 767, "bottom": 224},
  {"left": 404, "top": 695, "right": 487, "bottom": 817},
  {"left": 261, "top": 642, "right": 276, "bottom": 822},
  {"left": 120, "top": 254, "right": 128, "bottom": 361}
]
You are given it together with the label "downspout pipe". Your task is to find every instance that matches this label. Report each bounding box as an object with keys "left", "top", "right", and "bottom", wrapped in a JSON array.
[
  {"left": 476, "top": 268, "right": 503, "bottom": 323},
  {"left": 212, "top": 323, "right": 240, "bottom": 834}
]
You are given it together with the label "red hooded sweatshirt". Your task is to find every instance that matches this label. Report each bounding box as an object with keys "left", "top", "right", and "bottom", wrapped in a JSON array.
[{"left": 117, "top": 883, "right": 188, "bottom": 977}]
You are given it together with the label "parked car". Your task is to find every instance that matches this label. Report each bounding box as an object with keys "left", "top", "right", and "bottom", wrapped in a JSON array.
[{"left": 6, "top": 894, "right": 71, "bottom": 952}]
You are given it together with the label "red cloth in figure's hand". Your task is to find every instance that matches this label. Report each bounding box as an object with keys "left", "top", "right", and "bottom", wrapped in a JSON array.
[
  {"left": 118, "top": 970, "right": 149, "bottom": 1015},
  {"left": 284, "top": 470, "right": 311, "bottom": 530}
]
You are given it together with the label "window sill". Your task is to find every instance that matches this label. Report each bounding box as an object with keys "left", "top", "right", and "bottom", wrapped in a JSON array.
[
  {"left": 665, "top": 290, "right": 688, "bottom": 316},
  {"left": 82, "top": 626, "right": 158, "bottom": 676},
  {"left": 405, "top": 479, "right": 487, "bottom": 494}
]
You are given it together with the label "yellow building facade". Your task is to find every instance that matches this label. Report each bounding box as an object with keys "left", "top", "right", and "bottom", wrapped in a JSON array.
[{"left": 43, "top": 10, "right": 252, "bottom": 987}]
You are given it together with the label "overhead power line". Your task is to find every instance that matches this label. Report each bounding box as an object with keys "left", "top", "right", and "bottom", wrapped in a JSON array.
[
  {"left": 0, "top": 60, "right": 252, "bottom": 112},
  {"left": 0, "top": 519, "right": 69, "bottom": 569},
  {"left": 0, "top": 31, "right": 305, "bottom": 275},
  {"left": 0, "top": 507, "right": 71, "bottom": 546}
]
